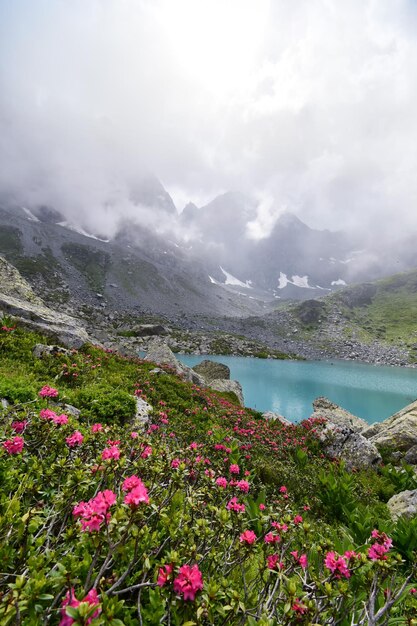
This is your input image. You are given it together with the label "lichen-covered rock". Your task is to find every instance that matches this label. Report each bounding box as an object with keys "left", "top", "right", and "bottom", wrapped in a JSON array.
[
  {"left": 209, "top": 379, "right": 244, "bottom": 406},
  {"left": 311, "top": 397, "right": 368, "bottom": 432},
  {"left": 192, "top": 360, "right": 231, "bottom": 382},
  {"left": 387, "top": 489, "right": 417, "bottom": 521},
  {"left": 0, "top": 257, "right": 90, "bottom": 348},
  {"left": 318, "top": 422, "right": 381, "bottom": 470},
  {"left": 33, "top": 344, "right": 71, "bottom": 358},
  {"left": 145, "top": 338, "right": 205, "bottom": 386},
  {"left": 404, "top": 445, "right": 417, "bottom": 465},
  {"left": 362, "top": 399, "right": 417, "bottom": 455},
  {"left": 262, "top": 411, "right": 292, "bottom": 426},
  {"left": 134, "top": 397, "right": 153, "bottom": 426}
]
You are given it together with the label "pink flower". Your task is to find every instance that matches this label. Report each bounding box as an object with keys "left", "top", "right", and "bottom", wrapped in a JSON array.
[
  {"left": 101, "top": 445, "right": 120, "bottom": 460},
  {"left": 237, "top": 480, "right": 250, "bottom": 493},
  {"left": 3, "top": 436, "right": 24, "bottom": 454},
  {"left": 131, "top": 431, "right": 139, "bottom": 438},
  {"left": 122, "top": 475, "right": 142, "bottom": 491},
  {"left": 40, "top": 408, "right": 57, "bottom": 420},
  {"left": 141, "top": 445, "right": 152, "bottom": 459},
  {"left": 124, "top": 483, "right": 150, "bottom": 507},
  {"left": 293, "top": 515, "right": 303, "bottom": 525},
  {"left": 157, "top": 564, "right": 173, "bottom": 587},
  {"left": 173, "top": 564, "right": 203, "bottom": 601},
  {"left": 216, "top": 476, "right": 228, "bottom": 488},
  {"left": 11, "top": 421, "right": 27, "bottom": 433},
  {"left": 38, "top": 385, "right": 59, "bottom": 398},
  {"left": 60, "top": 587, "right": 101, "bottom": 625},
  {"left": 66, "top": 431, "right": 84, "bottom": 447},
  {"left": 267, "top": 554, "right": 283, "bottom": 570},
  {"left": 279, "top": 485, "right": 287, "bottom": 494},
  {"left": 291, "top": 551, "right": 308, "bottom": 569},
  {"left": 324, "top": 551, "right": 351, "bottom": 578},
  {"left": 264, "top": 532, "right": 281, "bottom": 544},
  {"left": 91, "top": 423, "right": 103, "bottom": 433},
  {"left": 72, "top": 490, "right": 116, "bottom": 533},
  {"left": 53, "top": 414, "right": 69, "bottom": 425},
  {"left": 229, "top": 464, "right": 240, "bottom": 475},
  {"left": 292, "top": 599, "right": 308, "bottom": 615},
  {"left": 240, "top": 530, "right": 257, "bottom": 545},
  {"left": 227, "top": 497, "right": 245, "bottom": 513},
  {"left": 259, "top": 503, "right": 266, "bottom": 511},
  {"left": 368, "top": 530, "right": 393, "bottom": 561},
  {"left": 171, "top": 458, "right": 181, "bottom": 468}
]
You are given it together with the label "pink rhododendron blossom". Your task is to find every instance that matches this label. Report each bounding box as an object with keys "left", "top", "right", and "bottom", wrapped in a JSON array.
[
  {"left": 239, "top": 530, "right": 257, "bottom": 544},
  {"left": 40, "top": 408, "right": 57, "bottom": 420},
  {"left": 171, "top": 458, "right": 181, "bottom": 468},
  {"left": 59, "top": 587, "right": 101, "bottom": 625},
  {"left": 141, "top": 445, "right": 152, "bottom": 459},
  {"left": 279, "top": 485, "right": 287, "bottom": 493},
  {"left": 72, "top": 490, "right": 116, "bottom": 533},
  {"left": 3, "top": 436, "right": 24, "bottom": 454},
  {"left": 66, "top": 431, "right": 84, "bottom": 447},
  {"left": 293, "top": 515, "right": 303, "bottom": 525},
  {"left": 259, "top": 503, "right": 266, "bottom": 511},
  {"left": 54, "top": 414, "right": 69, "bottom": 425},
  {"left": 173, "top": 564, "right": 203, "bottom": 601},
  {"left": 91, "top": 423, "right": 103, "bottom": 433},
  {"left": 226, "top": 497, "right": 245, "bottom": 513},
  {"left": 157, "top": 564, "right": 173, "bottom": 587},
  {"left": 291, "top": 551, "right": 308, "bottom": 569},
  {"left": 11, "top": 421, "right": 27, "bottom": 433},
  {"left": 267, "top": 554, "right": 284, "bottom": 570},
  {"left": 229, "top": 464, "right": 240, "bottom": 474},
  {"left": 124, "top": 483, "right": 150, "bottom": 507},
  {"left": 101, "top": 445, "right": 120, "bottom": 460},
  {"left": 130, "top": 431, "right": 139, "bottom": 438},
  {"left": 237, "top": 480, "right": 250, "bottom": 493},
  {"left": 324, "top": 551, "right": 351, "bottom": 578},
  {"left": 292, "top": 599, "right": 308, "bottom": 615},
  {"left": 122, "top": 475, "right": 142, "bottom": 491},
  {"left": 264, "top": 532, "right": 281, "bottom": 544},
  {"left": 368, "top": 530, "right": 393, "bottom": 561},
  {"left": 38, "top": 385, "right": 59, "bottom": 398},
  {"left": 216, "top": 477, "right": 228, "bottom": 488}
]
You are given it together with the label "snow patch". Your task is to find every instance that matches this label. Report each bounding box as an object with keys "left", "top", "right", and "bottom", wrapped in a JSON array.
[
  {"left": 220, "top": 266, "right": 252, "bottom": 289},
  {"left": 331, "top": 279, "right": 347, "bottom": 286},
  {"left": 21, "top": 207, "right": 40, "bottom": 222},
  {"left": 57, "top": 221, "right": 109, "bottom": 243},
  {"left": 278, "top": 272, "right": 313, "bottom": 289}
]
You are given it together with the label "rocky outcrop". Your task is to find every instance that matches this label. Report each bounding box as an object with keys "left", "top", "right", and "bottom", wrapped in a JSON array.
[
  {"left": 318, "top": 422, "right": 381, "bottom": 470},
  {"left": 145, "top": 338, "right": 205, "bottom": 385},
  {"left": 192, "top": 360, "right": 230, "bottom": 382},
  {"left": 311, "top": 397, "right": 368, "bottom": 432},
  {"left": 0, "top": 256, "right": 90, "bottom": 348},
  {"left": 262, "top": 411, "right": 291, "bottom": 426},
  {"left": 33, "top": 344, "right": 72, "bottom": 358},
  {"left": 362, "top": 399, "right": 417, "bottom": 456},
  {"left": 387, "top": 489, "right": 417, "bottom": 521},
  {"left": 209, "top": 379, "right": 244, "bottom": 406},
  {"left": 134, "top": 397, "right": 153, "bottom": 427}
]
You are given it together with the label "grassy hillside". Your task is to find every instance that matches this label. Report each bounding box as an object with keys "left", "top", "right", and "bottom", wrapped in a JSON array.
[{"left": 1, "top": 322, "right": 417, "bottom": 624}]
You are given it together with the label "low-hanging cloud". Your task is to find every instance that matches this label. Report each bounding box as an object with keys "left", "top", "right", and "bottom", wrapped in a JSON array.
[{"left": 1, "top": 0, "right": 417, "bottom": 239}]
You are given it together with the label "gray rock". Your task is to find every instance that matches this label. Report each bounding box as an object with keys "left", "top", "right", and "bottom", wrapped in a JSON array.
[
  {"left": 33, "top": 344, "right": 71, "bottom": 358},
  {"left": 262, "top": 411, "right": 292, "bottom": 426},
  {"left": 1, "top": 398, "right": 9, "bottom": 409},
  {"left": 134, "top": 397, "right": 153, "bottom": 426},
  {"left": 318, "top": 422, "right": 381, "bottom": 470},
  {"left": 363, "top": 399, "right": 417, "bottom": 454},
  {"left": 145, "top": 338, "right": 205, "bottom": 386},
  {"left": 192, "top": 359, "right": 231, "bottom": 382},
  {"left": 311, "top": 397, "right": 368, "bottom": 432},
  {"left": 209, "top": 379, "right": 244, "bottom": 406},
  {"left": 404, "top": 445, "right": 417, "bottom": 465},
  {"left": 135, "top": 324, "right": 169, "bottom": 337},
  {"left": 387, "top": 489, "right": 417, "bottom": 521}
]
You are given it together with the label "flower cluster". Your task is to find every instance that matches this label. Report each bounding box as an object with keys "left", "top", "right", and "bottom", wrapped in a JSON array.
[
  {"left": 173, "top": 564, "right": 204, "bottom": 601},
  {"left": 66, "top": 431, "right": 84, "bottom": 447},
  {"left": 38, "top": 385, "right": 59, "bottom": 398},
  {"left": 324, "top": 551, "right": 353, "bottom": 578},
  {"left": 40, "top": 408, "right": 69, "bottom": 425},
  {"left": 122, "top": 475, "right": 149, "bottom": 507},
  {"left": 368, "top": 530, "right": 393, "bottom": 561},
  {"left": 72, "top": 490, "right": 116, "bottom": 532},
  {"left": 3, "top": 436, "right": 24, "bottom": 455},
  {"left": 60, "top": 588, "right": 101, "bottom": 626}
]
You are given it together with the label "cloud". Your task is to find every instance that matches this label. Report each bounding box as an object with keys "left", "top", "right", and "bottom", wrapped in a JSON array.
[{"left": 0, "top": 0, "right": 416, "bottom": 238}]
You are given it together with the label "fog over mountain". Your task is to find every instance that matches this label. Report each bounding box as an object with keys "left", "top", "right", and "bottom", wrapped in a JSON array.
[{"left": 1, "top": 0, "right": 417, "bottom": 245}]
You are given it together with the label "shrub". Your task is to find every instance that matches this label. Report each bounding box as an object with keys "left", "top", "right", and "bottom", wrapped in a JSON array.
[{"left": 73, "top": 385, "right": 136, "bottom": 425}]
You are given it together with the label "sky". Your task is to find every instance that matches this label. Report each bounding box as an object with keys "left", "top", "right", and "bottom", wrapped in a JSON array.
[{"left": 1, "top": 0, "right": 417, "bottom": 238}]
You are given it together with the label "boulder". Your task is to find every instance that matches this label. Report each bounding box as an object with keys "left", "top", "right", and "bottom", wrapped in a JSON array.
[
  {"left": 33, "top": 344, "right": 72, "bottom": 358},
  {"left": 262, "top": 411, "right": 292, "bottom": 426},
  {"left": 311, "top": 397, "right": 368, "bottom": 432},
  {"left": 404, "top": 445, "right": 417, "bottom": 465},
  {"left": 318, "top": 422, "right": 381, "bottom": 471},
  {"left": 135, "top": 324, "right": 169, "bottom": 337},
  {"left": 134, "top": 397, "right": 153, "bottom": 426},
  {"left": 192, "top": 360, "right": 231, "bottom": 382},
  {"left": 362, "top": 399, "right": 417, "bottom": 455},
  {"left": 387, "top": 489, "right": 417, "bottom": 521},
  {"left": 209, "top": 379, "right": 244, "bottom": 407},
  {"left": 145, "top": 338, "right": 205, "bottom": 386}
]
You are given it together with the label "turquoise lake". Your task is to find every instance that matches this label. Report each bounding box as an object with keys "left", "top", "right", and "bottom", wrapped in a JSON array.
[{"left": 177, "top": 355, "right": 417, "bottom": 424}]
